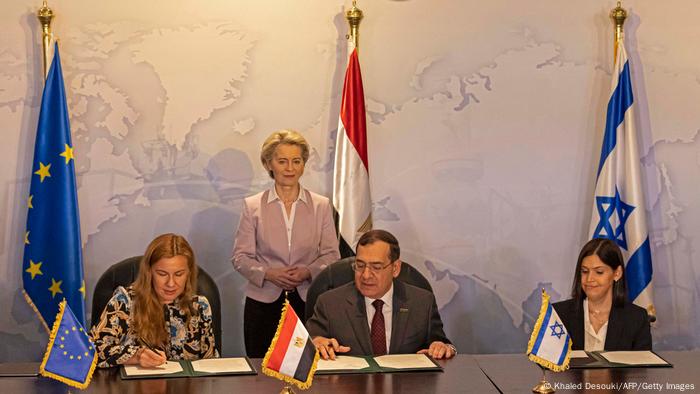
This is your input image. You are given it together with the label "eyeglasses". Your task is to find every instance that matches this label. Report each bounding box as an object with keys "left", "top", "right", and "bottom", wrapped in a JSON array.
[{"left": 351, "top": 261, "right": 393, "bottom": 273}]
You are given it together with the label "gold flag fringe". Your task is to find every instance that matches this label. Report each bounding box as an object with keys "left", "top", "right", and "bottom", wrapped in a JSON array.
[
  {"left": 22, "top": 289, "right": 50, "bottom": 333},
  {"left": 38, "top": 299, "right": 97, "bottom": 389},
  {"left": 525, "top": 290, "right": 571, "bottom": 372}
]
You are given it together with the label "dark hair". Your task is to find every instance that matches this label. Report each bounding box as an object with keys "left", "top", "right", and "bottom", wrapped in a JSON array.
[
  {"left": 571, "top": 238, "right": 627, "bottom": 308},
  {"left": 356, "top": 229, "right": 400, "bottom": 262}
]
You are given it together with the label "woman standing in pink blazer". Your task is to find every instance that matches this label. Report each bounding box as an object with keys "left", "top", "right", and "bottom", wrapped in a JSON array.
[{"left": 232, "top": 129, "right": 340, "bottom": 357}]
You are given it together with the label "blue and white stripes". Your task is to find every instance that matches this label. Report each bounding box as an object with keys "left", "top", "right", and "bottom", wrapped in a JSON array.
[
  {"left": 527, "top": 290, "right": 571, "bottom": 372},
  {"left": 589, "top": 41, "right": 654, "bottom": 312}
]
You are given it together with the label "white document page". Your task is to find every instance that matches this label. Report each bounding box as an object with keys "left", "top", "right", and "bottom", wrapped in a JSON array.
[
  {"left": 190, "top": 357, "right": 253, "bottom": 373},
  {"left": 373, "top": 354, "right": 437, "bottom": 369},
  {"left": 599, "top": 351, "right": 668, "bottom": 365},
  {"left": 570, "top": 350, "right": 589, "bottom": 358},
  {"left": 316, "top": 356, "right": 370, "bottom": 371},
  {"left": 123, "top": 360, "right": 183, "bottom": 376}
]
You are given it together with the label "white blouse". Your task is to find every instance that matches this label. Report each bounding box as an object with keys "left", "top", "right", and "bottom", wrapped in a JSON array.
[{"left": 583, "top": 299, "right": 608, "bottom": 352}]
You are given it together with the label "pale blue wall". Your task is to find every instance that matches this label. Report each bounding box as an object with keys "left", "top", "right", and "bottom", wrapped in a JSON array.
[{"left": 1, "top": 0, "right": 699, "bottom": 360}]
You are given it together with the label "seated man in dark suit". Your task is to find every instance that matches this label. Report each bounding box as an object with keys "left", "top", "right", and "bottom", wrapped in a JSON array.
[{"left": 306, "top": 229, "right": 456, "bottom": 360}]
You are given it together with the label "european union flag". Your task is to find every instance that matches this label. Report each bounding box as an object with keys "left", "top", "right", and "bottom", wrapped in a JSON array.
[
  {"left": 22, "top": 42, "right": 86, "bottom": 330},
  {"left": 40, "top": 299, "right": 96, "bottom": 389}
]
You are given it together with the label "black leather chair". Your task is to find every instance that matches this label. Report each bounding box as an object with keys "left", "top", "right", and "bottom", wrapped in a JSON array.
[
  {"left": 304, "top": 256, "right": 433, "bottom": 322},
  {"left": 91, "top": 256, "right": 222, "bottom": 354}
]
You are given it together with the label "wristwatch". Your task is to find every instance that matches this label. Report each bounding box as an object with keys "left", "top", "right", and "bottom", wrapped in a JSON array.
[{"left": 446, "top": 343, "right": 457, "bottom": 355}]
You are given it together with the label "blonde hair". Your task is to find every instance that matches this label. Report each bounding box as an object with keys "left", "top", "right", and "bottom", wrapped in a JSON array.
[
  {"left": 132, "top": 233, "right": 198, "bottom": 348},
  {"left": 260, "top": 129, "right": 310, "bottom": 178}
]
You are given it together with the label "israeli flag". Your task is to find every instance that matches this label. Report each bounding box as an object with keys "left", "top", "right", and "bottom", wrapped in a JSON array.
[
  {"left": 589, "top": 41, "right": 654, "bottom": 315},
  {"left": 527, "top": 290, "right": 571, "bottom": 372}
]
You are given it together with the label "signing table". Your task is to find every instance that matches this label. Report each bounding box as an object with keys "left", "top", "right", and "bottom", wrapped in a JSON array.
[
  {"left": 1, "top": 355, "right": 497, "bottom": 394},
  {"left": 3, "top": 352, "right": 699, "bottom": 393},
  {"left": 475, "top": 351, "right": 698, "bottom": 393}
]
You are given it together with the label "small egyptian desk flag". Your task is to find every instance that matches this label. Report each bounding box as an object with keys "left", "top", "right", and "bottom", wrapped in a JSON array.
[
  {"left": 526, "top": 290, "right": 571, "bottom": 372},
  {"left": 261, "top": 300, "right": 319, "bottom": 390},
  {"left": 39, "top": 299, "right": 97, "bottom": 389}
]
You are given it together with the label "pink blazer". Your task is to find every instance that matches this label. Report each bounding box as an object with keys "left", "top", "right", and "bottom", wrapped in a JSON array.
[{"left": 232, "top": 188, "right": 340, "bottom": 303}]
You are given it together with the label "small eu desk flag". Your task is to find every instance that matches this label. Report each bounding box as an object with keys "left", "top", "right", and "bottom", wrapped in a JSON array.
[
  {"left": 261, "top": 300, "right": 319, "bottom": 390},
  {"left": 22, "top": 42, "right": 86, "bottom": 331},
  {"left": 526, "top": 290, "right": 571, "bottom": 372},
  {"left": 39, "top": 299, "right": 97, "bottom": 389}
]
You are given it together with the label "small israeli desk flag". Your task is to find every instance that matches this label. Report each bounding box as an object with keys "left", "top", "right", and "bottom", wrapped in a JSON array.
[{"left": 526, "top": 290, "right": 571, "bottom": 372}]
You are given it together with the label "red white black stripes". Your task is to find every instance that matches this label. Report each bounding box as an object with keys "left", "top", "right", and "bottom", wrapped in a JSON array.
[
  {"left": 261, "top": 301, "right": 318, "bottom": 389},
  {"left": 333, "top": 46, "right": 372, "bottom": 250}
]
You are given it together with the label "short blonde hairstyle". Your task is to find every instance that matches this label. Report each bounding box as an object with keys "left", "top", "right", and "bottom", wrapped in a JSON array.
[{"left": 260, "top": 129, "right": 310, "bottom": 178}]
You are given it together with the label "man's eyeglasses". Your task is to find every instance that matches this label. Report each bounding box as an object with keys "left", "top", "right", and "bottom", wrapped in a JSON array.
[{"left": 351, "top": 261, "right": 393, "bottom": 273}]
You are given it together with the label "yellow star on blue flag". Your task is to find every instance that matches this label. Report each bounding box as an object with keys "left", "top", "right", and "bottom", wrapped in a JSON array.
[{"left": 40, "top": 299, "right": 96, "bottom": 389}]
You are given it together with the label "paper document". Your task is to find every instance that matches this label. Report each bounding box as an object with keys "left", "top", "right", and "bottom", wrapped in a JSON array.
[
  {"left": 570, "top": 350, "right": 589, "bottom": 358},
  {"left": 374, "top": 354, "right": 436, "bottom": 369},
  {"left": 190, "top": 358, "right": 253, "bottom": 373},
  {"left": 123, "top": 361, "right": 183, "bottom": 376},
  {"left": 316, "top": 356, "right": 370, "bottom": 371},
  {"left": 599, "top": 351, "right": 668, "bottom": 365}
]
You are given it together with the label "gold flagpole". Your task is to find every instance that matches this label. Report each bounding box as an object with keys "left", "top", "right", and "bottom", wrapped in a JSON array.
[
  {"left": 346, "top": 1, "right": 363, "bottom": 51},
  {"left": 37, "top": 0, "right": 54, "bottom": 79},
  {"left": 610, "top": 1, "right": 627, "bottom": 62}
]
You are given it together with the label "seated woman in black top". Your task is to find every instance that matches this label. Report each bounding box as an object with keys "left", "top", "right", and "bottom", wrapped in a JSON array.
[{"left": 553, "top": 238, "right": 651, "bottom": 351}]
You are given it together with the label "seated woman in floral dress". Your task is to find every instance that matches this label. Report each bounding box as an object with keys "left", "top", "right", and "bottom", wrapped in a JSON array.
[{"left": 91, "top": 233, "right": 218, "bottom": 368}]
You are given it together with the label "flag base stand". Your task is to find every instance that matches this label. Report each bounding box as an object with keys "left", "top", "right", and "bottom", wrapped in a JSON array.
[
  {"left": 280, "top": 384, "right": 296, "bottom": 394},
  {"left": 532, "top": 369, "right": 555, "bottom": 393}
]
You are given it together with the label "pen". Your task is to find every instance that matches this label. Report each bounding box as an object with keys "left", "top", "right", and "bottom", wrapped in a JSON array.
[{"left": 139, "top": 337, "right": 165, "bottom": 356}]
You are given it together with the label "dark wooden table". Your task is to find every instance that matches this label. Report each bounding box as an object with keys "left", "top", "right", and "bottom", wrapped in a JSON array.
[
  {"left": 475, "top": 351, "right": 698, "bottom": 393},
  {"left": 1, "top": 355, "right": 498, "bottom": 394}
]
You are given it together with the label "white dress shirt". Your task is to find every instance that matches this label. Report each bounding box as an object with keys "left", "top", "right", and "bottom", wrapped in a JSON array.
[{"left": 267, "top": 185, "right": 308, "bottom": 250}]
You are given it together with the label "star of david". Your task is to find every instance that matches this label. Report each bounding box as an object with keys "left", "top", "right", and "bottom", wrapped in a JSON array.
[
  {"left": 549, "top": 321, "right": 565, "bottom": 339},
  {"left": 593, "top": 188, "right": 635, "bottom": 250}
]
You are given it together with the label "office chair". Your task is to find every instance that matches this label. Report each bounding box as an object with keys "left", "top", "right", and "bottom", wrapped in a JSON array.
[
  {"left": 91, "top": 256, "right": 222, "bottom": 354},
  {"left": 304, "top": 256, "right": 433, "bottom": 322}
]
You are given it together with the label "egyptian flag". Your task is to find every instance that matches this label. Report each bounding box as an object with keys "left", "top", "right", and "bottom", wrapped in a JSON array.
[
  {"left": 261, "top": 301, "right": 319, "bottom": 390},
  {"left": 333, "top": 46, "right": 372, "bottom": 256}
]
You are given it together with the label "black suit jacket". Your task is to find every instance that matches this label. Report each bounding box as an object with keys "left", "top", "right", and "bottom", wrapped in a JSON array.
[
  {"left": 306, "top": 280, "right": 451, "bottom": 355},
  {"left": 552, "top": 298, "right": 651, "bottom": 351}
]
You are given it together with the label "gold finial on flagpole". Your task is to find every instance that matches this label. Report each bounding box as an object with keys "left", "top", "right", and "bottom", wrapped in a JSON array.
[
  {"left": 37, "top": 0, "right": 54, "bottom": 79},
  {"left": 610, "top": 1, "right": 627, "bottom": 60},
  {"left": 345, "top": 1, "right": 364, "bottom": 51}
]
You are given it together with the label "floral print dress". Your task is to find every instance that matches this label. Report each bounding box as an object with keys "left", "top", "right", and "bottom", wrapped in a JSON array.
[{"left": 91, "top": 286, "right": 218, "bottom": 368}]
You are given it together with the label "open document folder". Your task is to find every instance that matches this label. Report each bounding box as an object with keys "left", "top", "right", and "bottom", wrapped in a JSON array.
[
  {"left": 121, "top": 357, "right": 257, "bottom": 379},
  {"left": 569, "top": 350, "right": 672, "bottom": 369},
  {"left": 315, "top": 354, "right": 443, "bottom": 374}
]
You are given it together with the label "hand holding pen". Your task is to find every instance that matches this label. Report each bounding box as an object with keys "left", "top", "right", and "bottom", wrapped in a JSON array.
[{"left": 137, "top": 338, "right": 167, "bottom": 368}]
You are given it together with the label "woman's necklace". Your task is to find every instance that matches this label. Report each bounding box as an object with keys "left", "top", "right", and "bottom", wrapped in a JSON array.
[{"left": 589, "top": 306, "right": 610, "bottom": 325}]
